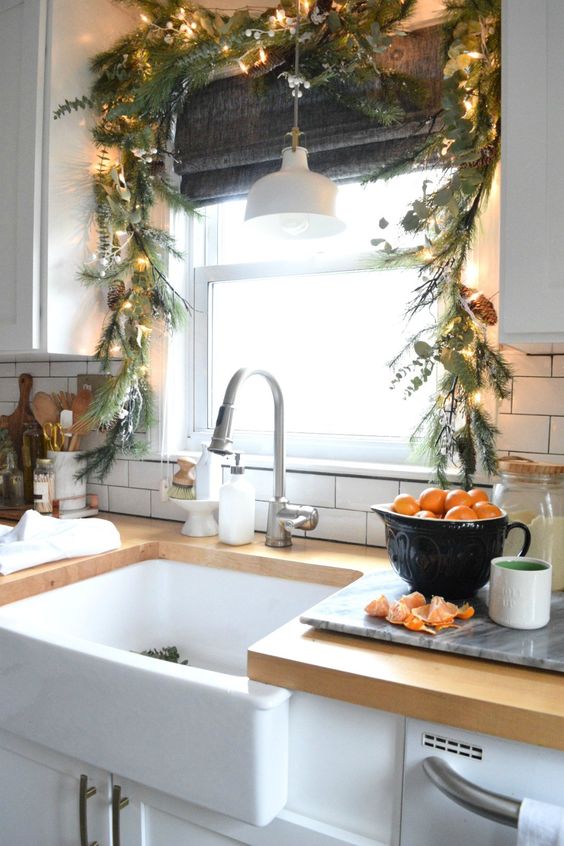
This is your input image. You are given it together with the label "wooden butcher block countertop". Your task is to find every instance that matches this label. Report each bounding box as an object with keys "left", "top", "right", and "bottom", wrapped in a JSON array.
[{"left": 0, "top": 513, "right": 563, "bottom": 752}]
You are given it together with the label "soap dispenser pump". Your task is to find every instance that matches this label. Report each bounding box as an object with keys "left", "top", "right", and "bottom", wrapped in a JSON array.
[{"left": 218, "top": 453, "right": 255, "bottom": 546}]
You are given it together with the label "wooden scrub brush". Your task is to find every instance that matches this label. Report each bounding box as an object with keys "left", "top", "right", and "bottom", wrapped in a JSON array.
[{"left": 168, "top": 458, "right": 197, "bottom": 500}]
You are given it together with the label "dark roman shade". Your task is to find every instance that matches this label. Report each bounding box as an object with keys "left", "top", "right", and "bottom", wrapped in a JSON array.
[{"left": 174, "top": 25, "right": 443, "bottom": 204}]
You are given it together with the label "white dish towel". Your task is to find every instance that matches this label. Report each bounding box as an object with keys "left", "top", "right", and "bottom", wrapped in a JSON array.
[
  {"left": 518, "top": 798, "right": 564, "bottom": 846},
  {"left": 0, "top": 510, "right": 121, "bottom": 576}
]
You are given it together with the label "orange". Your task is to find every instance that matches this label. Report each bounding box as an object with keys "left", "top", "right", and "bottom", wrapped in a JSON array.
[
  {"left": 444, "top": 505, "right": 477, "bottom": 521},
  {"left": 472, "top": 501, "right": 503, "bottom": 519},
  {"left": 392, "top": 494, "right": 420, "bottom": 516},
  {"left": 467, "top": 488, "right": 490, "bottom": 506},
  {"left": 418, "top": 487, "right": 447, "bottom": 515},
  {"left": 415, "top": 510, "right": 439, "bottom": 519},
  {"left": 444, "top": 488, "right": 473, "bottom": 511}
]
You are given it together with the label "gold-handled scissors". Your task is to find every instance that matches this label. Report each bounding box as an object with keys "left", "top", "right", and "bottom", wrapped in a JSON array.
[{"left": 43, "top": 423, "right": 65, "bottom": 452}]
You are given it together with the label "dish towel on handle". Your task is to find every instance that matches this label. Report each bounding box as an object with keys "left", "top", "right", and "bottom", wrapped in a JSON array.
[
  {"left": 518, "top": 798, "right": 564, "bottom": 846},
  {"left": 0, "top": 510, "right": 121, "bottom": 575}
]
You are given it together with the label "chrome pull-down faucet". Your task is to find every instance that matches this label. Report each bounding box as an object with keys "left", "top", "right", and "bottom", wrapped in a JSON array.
[{"left": 208, "top": 368, "right": 319, "bottom": 548}]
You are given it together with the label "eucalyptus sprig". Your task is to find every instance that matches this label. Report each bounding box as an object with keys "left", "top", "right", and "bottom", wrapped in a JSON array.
[{"left": 369, "top": 0, "right": 507, "bottom": 487}]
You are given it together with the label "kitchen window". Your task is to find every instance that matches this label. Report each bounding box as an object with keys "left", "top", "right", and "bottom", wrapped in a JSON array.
[{"left": 182, "top": 170, "right": 438, "bottom": 465}]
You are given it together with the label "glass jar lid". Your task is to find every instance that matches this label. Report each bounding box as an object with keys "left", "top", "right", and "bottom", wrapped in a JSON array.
[{"left": 36, "top": 458, "right": 54, "bottom": 467}]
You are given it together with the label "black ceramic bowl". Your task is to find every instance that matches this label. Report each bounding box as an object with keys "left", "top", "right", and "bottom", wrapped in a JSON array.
[{"left": 371, "top": 504, "right": 531, "bottom": 599}]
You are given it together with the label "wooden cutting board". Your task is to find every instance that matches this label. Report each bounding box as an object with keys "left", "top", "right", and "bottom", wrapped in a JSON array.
[{"left": 0, "top": 373, "right": 35, "bottom": 467}]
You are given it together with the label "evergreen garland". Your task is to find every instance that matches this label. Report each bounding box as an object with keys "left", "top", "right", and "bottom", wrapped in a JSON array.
[
  {"left": 59, "top": 0, "right": 506, "bottom": 487},
  {"left": 58, "top": 0, "right": 423, "bottom": 480},
  {"left": 369, "top": 0, "right": 507, "bottom": 488}
]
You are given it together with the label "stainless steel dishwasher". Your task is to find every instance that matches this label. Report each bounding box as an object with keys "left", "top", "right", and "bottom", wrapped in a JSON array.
[{"left": 401, "top": 719, "right": 564, "bottom": 845}]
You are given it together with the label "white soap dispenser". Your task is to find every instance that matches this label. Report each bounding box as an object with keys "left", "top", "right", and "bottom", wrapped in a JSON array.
[
  {"left": 195, "top": 443, "right": 222, "bottom": 500},
  {"left": 218, "top": 453, "right": 255, "bottom": 545}
]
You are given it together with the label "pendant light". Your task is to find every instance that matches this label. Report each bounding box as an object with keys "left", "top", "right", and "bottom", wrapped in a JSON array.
[{"left": 244, "top": 3, "right": 345, "bottom": 239}]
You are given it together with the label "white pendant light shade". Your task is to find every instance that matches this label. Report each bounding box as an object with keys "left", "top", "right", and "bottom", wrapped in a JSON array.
[{"left": 244, "top": 146, "right": 345, "bottom": 239}]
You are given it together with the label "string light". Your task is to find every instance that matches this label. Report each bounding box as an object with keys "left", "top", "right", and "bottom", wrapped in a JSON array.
[
  {"left": 238, "top": 60, "right": 249, "bottom": 73},
  {"left": 110, "top": 344, "right": 121, "bottom": 356},
  {"left": 135, "top": 256, "right": 149, "bottom": 271},
  {"left": 259, "top": 46, "right": 267, "bottom": 63},
  {"left": 276, "top": 8, "right": 286, "bottom": 23},
  {"left": 140, "top": 13, "right": 150, "bottom": 23}
]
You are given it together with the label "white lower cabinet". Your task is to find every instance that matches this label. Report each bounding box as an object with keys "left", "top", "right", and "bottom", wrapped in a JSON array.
[
  {"left": 0, "top": 728, "right": 111, "bottom": 846},
  {"left": 0, "top": 694, "right": 404, "bottom": 846}
]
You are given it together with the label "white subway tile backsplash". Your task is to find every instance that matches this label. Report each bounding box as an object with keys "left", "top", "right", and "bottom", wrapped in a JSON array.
[
  {"left": 303, "top": 507, "right": 366, "bottom": 544},
  {"left": 286, "top": 472, "right": 335, "bottom": 508},
  {"left": 150, "top": 491, "right": 189, "bottom": 522},
  {"left": 0, "top": 379, "right": 22, "bottom": 402},
  {"left": 89, "top": 460, "right": 128, "bottom": 487},
  {"left": 15, "top": 361, "right": 50, "bottom": 377},
  {"left": 245, "top": 468, "right": 274, "bottom": 500},
  {"left": 550, "top": 418, "right": 564, "bottom": 454},
  {"left": 0, "top": 348, "right": 563, "bottom": 547},
  {"left": 254, "top": 499, "right": 269, "bottom": 533},
  {"left": 86, "top": 483, "right": 108, "bottom": 512},
  {"left": 497, "top": 413, "right": 550, "bottom": 453},
  {"left": 31, "top": 376, "right": 72, "bottom": 396},
  {"left": 499, "top": 391, "right": 512, "bottom": 414},
  {"left": 501, "top": 349, "right": 552, "bottom": 377},
  {"left": 129, "top": 460, "right": 165, "bottom": 491},
  {"left": 109, "top": 485, "right": 150, "bottom": 516},
  {"left": 87, "top": 360, "right": 122, "bottom": 375},
  {"left": 512, "top": 377, "right": 564, "bottom": 416},
  {"left": 336, "top": 476, "right": 398, "bottom": 511},
  {"left": 399, "top": 480, "right": 429, "bottom": 499},
  {"left": 553, "top": 357, "right": 564, "bottom": 377},
  {"left": 366, "top": 512, "right": 387, "bottom": 547},
  {"left": 50, "top": 360, "right": 89, "bottom": 377}
]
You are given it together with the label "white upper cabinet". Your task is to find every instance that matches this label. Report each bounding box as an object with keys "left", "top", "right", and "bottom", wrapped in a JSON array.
[
  {"left": 0, "top": 0, "right": 46, "bottom": 351},
  {"left": 0, "top": 0, "right": 132, "bottom": 354},
  {"left": 500, "top": 0, "right": 564, "bottom": 351}
]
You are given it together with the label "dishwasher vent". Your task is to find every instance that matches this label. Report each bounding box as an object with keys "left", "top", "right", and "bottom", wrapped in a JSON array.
[{"left": 422, "top": 732, "right": 483, "bottom": 760}]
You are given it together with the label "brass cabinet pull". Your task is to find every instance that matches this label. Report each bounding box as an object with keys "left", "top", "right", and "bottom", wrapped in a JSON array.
[
  {"left": 111, "top": 784, "right": 130, "bottom": 846},
  {"left": 79, "top": 774, "right": 99, "bottom": 846}
]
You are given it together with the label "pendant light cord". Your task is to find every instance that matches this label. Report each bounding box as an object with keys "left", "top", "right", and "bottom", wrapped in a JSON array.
[{"left": 291, "top": 0, "right": 301, "bottom": 151}]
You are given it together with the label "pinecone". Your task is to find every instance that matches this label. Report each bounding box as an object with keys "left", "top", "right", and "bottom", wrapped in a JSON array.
[
  {"left": 107, "top": 281, "right": 126, "bottom": 311},
  {"left": 459, "top": 284, "right": 498, "bottom": 326}
]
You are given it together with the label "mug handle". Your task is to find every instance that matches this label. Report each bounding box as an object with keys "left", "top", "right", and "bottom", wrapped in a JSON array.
[{"left": 505, "top": 521, "right": 531, "bottom": 557}]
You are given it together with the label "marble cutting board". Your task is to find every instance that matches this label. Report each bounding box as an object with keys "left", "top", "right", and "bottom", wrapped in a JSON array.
[{"left": 300, "top": 570, "right": 564, "bottom": 672}]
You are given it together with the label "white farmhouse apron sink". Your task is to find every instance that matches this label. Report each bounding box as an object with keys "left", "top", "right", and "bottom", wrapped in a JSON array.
[{"left": 0, "top": 559, "right": 338, "bottom": 826}]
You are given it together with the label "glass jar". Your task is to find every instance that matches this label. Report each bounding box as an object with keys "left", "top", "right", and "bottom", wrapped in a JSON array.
[
  {"left": 492, "top": 459, "right": 564, "bottom": 590},
  {"left": 1, "top": 452, "right": 24, "bottom": 507},
  {"left": 33, "top": 458, "right": 55, "bottom": 514},
  {"left": 22, "top": 420, "right": 45, "bottom": 504}
]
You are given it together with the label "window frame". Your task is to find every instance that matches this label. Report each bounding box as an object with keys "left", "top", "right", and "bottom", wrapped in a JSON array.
[{"left": 184, "top": 203, "right": 433, "bottom": 466}]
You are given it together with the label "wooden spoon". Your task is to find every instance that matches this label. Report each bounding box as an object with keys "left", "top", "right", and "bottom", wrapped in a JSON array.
[
  {"left": 31, "top": 392, "right": 60, "bottom": 427},
  {"left": 69, "top": 388, "right": 93, "bottom": 450}
]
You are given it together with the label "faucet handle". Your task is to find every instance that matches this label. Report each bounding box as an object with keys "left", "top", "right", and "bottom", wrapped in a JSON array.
[{"left": 279, "top": 505, "right": 319, "bottom": 533}]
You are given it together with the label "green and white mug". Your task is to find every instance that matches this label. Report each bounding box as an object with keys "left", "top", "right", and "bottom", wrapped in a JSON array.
[{"left": 488, "top": 557, "right": 552, "bottom": 630}]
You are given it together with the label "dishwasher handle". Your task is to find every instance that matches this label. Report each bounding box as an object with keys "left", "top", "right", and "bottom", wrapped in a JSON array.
[{"left": 423, "top": 756, "right": 521, "bottom": 828}]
